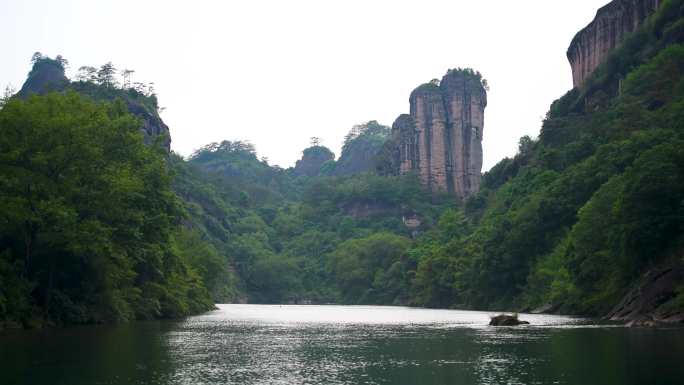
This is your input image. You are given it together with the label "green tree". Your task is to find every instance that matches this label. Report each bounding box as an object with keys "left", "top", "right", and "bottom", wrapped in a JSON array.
[
  {"left": 0, "top": 92, "right": 212, "bottom": 325},
  {"left": 97, "top": 62, "right": 118, "bottom": 88},
  {"left": 329, "top": 233, "right": 411, "bottom": 304}
]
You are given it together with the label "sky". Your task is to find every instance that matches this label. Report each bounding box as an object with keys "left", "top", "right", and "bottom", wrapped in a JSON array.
[{"left": 0, "top": 0, "right": 609, "bottom": 170}]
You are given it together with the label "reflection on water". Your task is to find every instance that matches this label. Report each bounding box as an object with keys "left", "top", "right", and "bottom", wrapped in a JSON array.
[{"left": 1, "top": 304, "right": 683, "bottom": 385}]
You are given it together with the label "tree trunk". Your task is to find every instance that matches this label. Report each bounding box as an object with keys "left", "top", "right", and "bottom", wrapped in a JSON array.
[
  {"left": 44, "top": 255, "right": 56, "bottom": 321},
  {"left": 23, "top": 225, "right": 34, "bottom": 277}
]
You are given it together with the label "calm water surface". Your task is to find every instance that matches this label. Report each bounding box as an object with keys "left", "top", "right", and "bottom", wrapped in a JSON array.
[{"left": 1, "top": 304, "right": 684, "bottom": 385}]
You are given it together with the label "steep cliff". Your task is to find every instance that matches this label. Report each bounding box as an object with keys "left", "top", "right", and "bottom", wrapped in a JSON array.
[
  {"left": 391, "top": 69, "right": 487, "bottom": 200},
  {"left": 17, "top": 56, "right": 171, "bottom": 150},
  {"left": 567, "top": 0, "right": 662, "bottom": 88}
]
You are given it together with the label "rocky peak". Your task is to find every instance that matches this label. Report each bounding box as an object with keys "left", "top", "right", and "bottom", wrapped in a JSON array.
[
  {"left": 567, "top": 0, "right": 662, "bottom": 88},
  {"left": 18, "top": 57, "right": 69, "bottom": 97},
  {"left": 333, "top": 121, "right": 390, "bottom": 176},
  {"left": 293, "top": 145, "right": 334, "bottom": 177},
  {"left": 17, "top": 55, "right": 171, "bottom": 151},
  {"left": 391, "top": 68, "right": 487, "bottom": 200}
]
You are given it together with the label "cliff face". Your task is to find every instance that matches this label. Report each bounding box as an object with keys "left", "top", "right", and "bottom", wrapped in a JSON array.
[
  {"left": 18, "top": 59, "right": 171, "bottom": 150},
  {"left": 567, "top": 0, "right": 661, "bottom": 88},
  {"left": 123, "top": 98, "right": 171, "bottom": 149},
  {"left": 392, "top": 69, "right": 487, "bottom": 200}
]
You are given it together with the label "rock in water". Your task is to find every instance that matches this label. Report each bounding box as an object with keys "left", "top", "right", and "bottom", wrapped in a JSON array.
[{"left": 489, "top": 314, "right": 530, "bottom": 326}]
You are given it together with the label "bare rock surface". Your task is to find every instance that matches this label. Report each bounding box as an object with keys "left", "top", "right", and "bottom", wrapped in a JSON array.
[
  {"left": 607, "top": 262, "right": 684, "bottom": 325},
  {"left": 391, "top": 69, "right": 487, "bottom": 201},
  {"left": 567, "top": 0, "right": 661, "bottom": 87}
]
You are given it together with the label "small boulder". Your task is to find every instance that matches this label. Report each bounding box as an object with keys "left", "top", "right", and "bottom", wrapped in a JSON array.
[
  {"left": 626, "top": 316, "right": 659, "bottom": 328},
  {"left": 489, "top": 314, "right": 530, "bottom": 326}
]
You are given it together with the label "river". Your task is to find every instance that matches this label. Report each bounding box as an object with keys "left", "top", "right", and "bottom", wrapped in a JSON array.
[{"left": 1, "top": 304, "right": 683, "bottom": 385}]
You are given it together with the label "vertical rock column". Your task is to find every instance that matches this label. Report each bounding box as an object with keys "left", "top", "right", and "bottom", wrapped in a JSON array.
[
  {"left": 410, "top": 87, "right": 449, "bottom": 191},
  {"left": 441, "top": 71, "right": 487, "bottom": 198},
  {"left": 429, "top": 100, "right": 449, "bottom": 192},
  {"left": 392, "top": 114, "right": 418, "bottom": 175},
  {"left": 393, "top": 69, "right": 487, "bottom": 200}
]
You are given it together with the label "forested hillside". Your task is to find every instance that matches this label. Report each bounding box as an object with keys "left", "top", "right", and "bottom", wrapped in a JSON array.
[
  {"left": 0, "top": 92, "right": 214, "bottom": 328},
  {"left": 409, "top": 0, "right": 684, "bottom": 319},
  {"left": 177, "top": 0, "right": 684, "bottom": 320},
  {"left": 183, "top": 139, "right": 450, "bottom": 304},
  {"left": 2, "top": 0, "right": 684, "bottom": 329}
]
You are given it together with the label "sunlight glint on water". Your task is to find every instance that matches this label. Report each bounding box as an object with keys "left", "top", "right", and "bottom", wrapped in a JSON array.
[{"left": 2, "top": 304, "right": 684, "bottom": 385}]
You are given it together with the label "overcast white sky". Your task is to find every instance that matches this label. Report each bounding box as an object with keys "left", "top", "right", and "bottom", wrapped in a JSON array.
[{"left": 0, "top": 0, "right": 608, "bottom": 170}]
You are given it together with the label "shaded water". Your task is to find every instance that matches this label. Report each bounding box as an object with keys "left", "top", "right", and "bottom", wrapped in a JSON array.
[{"left": 1, "top": 304, "right": 684, "bottom": 385}]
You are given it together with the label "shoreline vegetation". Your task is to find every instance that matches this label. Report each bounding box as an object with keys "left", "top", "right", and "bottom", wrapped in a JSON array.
[{"left": 2, "top": 0, "right": 684, "bottom": 330}]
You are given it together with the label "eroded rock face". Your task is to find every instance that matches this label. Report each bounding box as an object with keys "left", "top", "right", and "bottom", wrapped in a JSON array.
[
  {"left": 567, "top": 0, "right": 661, "bottom": 88},
  {"left": 607, "top": 263, "right": 684, "bottom": 325},
  {"left": 125, "top": 99, "right": 171, "bottom": 149},
  {"left": 392, "top": 69, "right": 487, "bottom": 200},
  {"left": 341, "top": 201, "right": 395, "bottom": 219}
]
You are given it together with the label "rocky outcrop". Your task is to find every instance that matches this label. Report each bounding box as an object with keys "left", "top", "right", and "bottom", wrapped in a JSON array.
[
  {"left": 18, "top": 57, "right": 171, "bottom": 151},
  {"left": 334, "top": 121, "right": 390, "bottom": 176},
  {"left": 567, "top": 0, "right": 662, "bottom": 88},
  {"left": 341, "top": 201, "right": 396, "bottom": 219},
  {"left": 391, "top": 69, "right": 487, "bottom": 200},
  {"left": 334, "top": 140, "right": 380, "bottom": 176},
  {"left": 293, "top": 146, "right": 334, "bottom": 177},
  {"left": 123, "top": 98, "right": 171, "bottom": 149},
  {"left": 606, "top": 262, "right": 684, "bottom": 325},
  {"left": 18, "top": 59, "right": 69, "bottom": 96}
]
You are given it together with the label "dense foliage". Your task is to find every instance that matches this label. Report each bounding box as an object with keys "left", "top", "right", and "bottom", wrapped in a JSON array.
[
  {"left": 294, "top": 145, "right": 335, "bottom": 177},
  {"left": 325, "top": 120, "right": 390, "bottom": 176},
  {"left": 408, "top": 0, "right": 684, "bottom": 314},
  {"left": 3, "top": 1, "right": 684, "bottom": 329},
  {"left": 0, "top": 92, "right": 213, "bottom": 328},
  {"left": 180, "top": 138, "right": 450, "bottom": 303}
]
